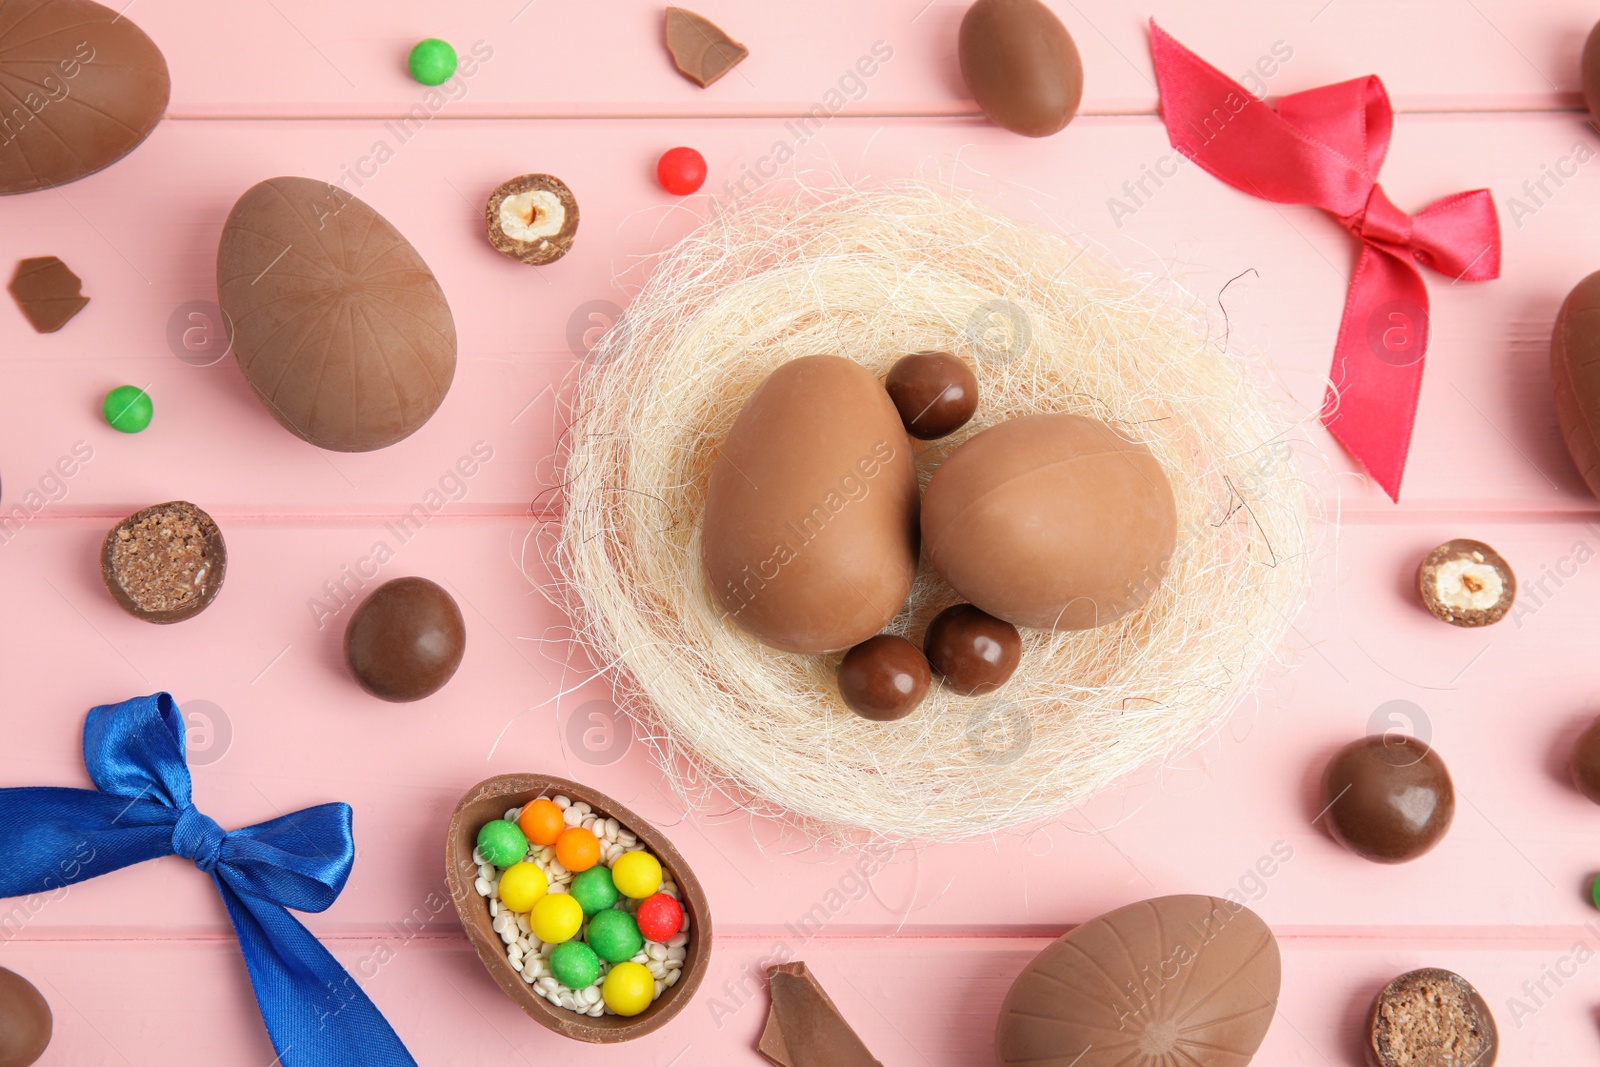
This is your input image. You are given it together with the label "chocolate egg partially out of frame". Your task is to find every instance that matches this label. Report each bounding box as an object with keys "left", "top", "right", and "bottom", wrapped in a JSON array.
[
  {"left": 0, "top": 0, "right": 171, "bottom": 195},
  {"left": 217, "top": 177, "right": 457, "bottom": 452}
]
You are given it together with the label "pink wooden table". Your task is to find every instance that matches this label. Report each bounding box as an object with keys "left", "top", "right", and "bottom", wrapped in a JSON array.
[{"left": 5, "top": 1, "right": 1600, "bottom": 1062}]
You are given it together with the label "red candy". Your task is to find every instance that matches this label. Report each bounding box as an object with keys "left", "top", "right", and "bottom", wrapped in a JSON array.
[
  {"left": 636, "top": 892, "right": 683, "bottom": 942},
  {"left": 656, "top": 147, "right": 707, "bottom": 195}
]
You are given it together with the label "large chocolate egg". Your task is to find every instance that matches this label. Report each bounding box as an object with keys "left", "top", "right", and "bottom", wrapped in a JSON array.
[
  {"left": 958, "top": 0, "right": 1083, "bottom": 137},
  {"left": 0, "top": 967, "right": 50, "bottom": 1067},
  {"left": 1552, "top": 270, "right": 1600, "bottom": 499},
  {"left": 217, "top": 177, "right": 457, "bottom": 452},
  {"left": 921, "top": 413, "right": 1177, "bottom": 630},
  {"left": 0, "top": 0, "right": 170, "bottom": 195},
  {"left": 701, "top": 355, "right": 918, "bottom": 653},
  {"left": 997, "top": 895, "right": 1280, "bottom": 1066}
]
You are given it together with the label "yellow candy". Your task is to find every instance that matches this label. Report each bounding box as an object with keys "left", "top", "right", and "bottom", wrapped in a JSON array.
[
  {"left": 611, "top": 851, "right": 662, "bottom": 899},
  {"left": 498, "top": 862, "right": 548, "bottom": 913},
  {"left": 530, "top": 892, "right": 583, "bottom": 944},
  {"left": 602, "top": 961, "right": 655, "bottom": 1016}
]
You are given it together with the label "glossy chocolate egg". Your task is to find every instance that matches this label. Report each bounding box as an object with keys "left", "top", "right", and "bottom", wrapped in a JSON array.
[
  {"left": 885, "top": 351, "right": 979, "bottom": 439},
  {"left": 344, "top": 576, "right": 466, "bottom": 701},
  {"left": 1322, "top": 735, "right": 1454, "bottom": 864},
  {"left": 701, "top": 356, "right": 919, "bottom": 653},
  {"left": 0, "top": 967, "right": 50, "bottom": 1067},
  {"left": 958, "top": 0, "right": 1083, "bottom": 137},
  {"left": 997, "top": 895, "right": 1279, "bottom": 1067},
  {"left": 0, "top": 0, "right": 170, "bottom": 195},
  {"left": 921, "top": 413, "right": 1177, "bottom": 631},
  {"left": 924, "top": 604, "right": 1021, "bottom": 696},
  {"left": 217, "top": 177, "right": 457, "bottom": 452},
  {"left": 837, "top": 634, "right": 930, "bottom": 721},
  {"left": 1551, "top": 270, "right": 1600, "bottom": 499},
  {"left": 1570, "top": 715, "right": 1600, "bottom": 805}
]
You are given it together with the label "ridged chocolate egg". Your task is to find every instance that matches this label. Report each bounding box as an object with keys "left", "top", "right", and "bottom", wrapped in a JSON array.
[{"left": 217, "top": 177, "right": 457, "bottom": 452}]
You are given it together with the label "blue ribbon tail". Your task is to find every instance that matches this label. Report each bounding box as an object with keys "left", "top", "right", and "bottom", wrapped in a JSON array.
[{"left": 0, "top": 787, "right": 178, "bottom": 899}]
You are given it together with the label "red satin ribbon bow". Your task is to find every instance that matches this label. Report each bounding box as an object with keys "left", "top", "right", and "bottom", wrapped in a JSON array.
[{"left": 1148, "top": 22, "right": 1500, "bottom": 500}]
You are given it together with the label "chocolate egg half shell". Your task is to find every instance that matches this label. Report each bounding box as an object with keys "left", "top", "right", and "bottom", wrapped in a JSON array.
[
  {"left": 0, "top": 0, "right": 170, "bottom": 195},
  {"left": 1551, "top": 270, "right": 1600, "bottom": 499},
  {"left": 921, "top": 413, "right": 1177, "bottom": 630},
  {"left": 217, "top": 177, "right": 457, "bottom": 452},
  {"left": 701, "top": 355, "right": 919, "bottom": 653},
  {"left": 997, "top": 894, "right": 1280, "bottom": 1066},
  {"left": 958, "top": 0, "right": 1083, "bottom": 137}
]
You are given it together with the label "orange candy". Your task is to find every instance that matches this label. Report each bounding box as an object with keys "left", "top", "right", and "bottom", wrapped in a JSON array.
[
  {"left": 518, "top": 799, "right": 565, "bottom": 847},
  {"left": 555, "top": 826, "right": 601, "bottom": 872}
]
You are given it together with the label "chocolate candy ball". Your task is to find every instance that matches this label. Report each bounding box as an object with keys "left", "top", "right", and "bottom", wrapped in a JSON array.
[
  {"left": 1572, "top": 716, "right": 1600, "bottom": 805},
  {"left": 476, "top": 820, "right": 528, "bottom": 868},
  {"left": 924, "top": 603, "right": 1022, "bottom": 696},
  {"left": 570, "top": 865, "right": 621, "bottom": 916},
  {"left": 837, "top": 634, "right": 931, "bottom": 721},
  {"left": 1321, "top": 735, "right": 1455, "bottom": 863},
  {"left": 0, "top": 967, "right": 50, "bottom": 1067},
  {"left": 549, "top": 940, "right": 601, "bottom": 990},
  {"left": 586, "top": 907, "right": 644, "bottom": 963},
  {"left": 884, "top": 351, "right": 979, "bottom": 439},
  {"left": 344, "top": 576, "right": 466, "bottom": 701}
]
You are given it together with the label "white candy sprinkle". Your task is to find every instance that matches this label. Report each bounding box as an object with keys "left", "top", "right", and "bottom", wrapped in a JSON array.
[
  {"left": 666, "top": 970, "right": 681, "bottom": 987},
  {"left": 563, "top": 806, "right": 583, "bottom": 828},
  {"left": 667, "top": 932, "right": 688, "bottom": 948},
  {"left": 630, "top": 951, "right": 649, "bottom": 964},
  {"left": 472, "top": 847, "right": 487, "bottom": 866},
  {"left": 503, "top": 806, "right": 521, "bottom": 822},
  {"left": 582, "top": 986, "right": 601, "bottom": 1005},
  {"left": 474, "top": 877, "right": 490, "bottom": 897},
  {"left": 647, "top": 943, "right": 667, "bottom": 961},
  {"left": 647, "top": 960, "right": 666, "bottom": 980},
  {"left": 587, "top": 1002, "right": 604, "bottom": 1017},
  {"left": 654, "top": 979, "right": 665, "bottom": 998},
  {"left": 554, "top": 795, "right": 571, "bottom": 809}
]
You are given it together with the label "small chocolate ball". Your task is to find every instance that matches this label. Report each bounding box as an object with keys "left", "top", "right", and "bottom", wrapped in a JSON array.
[
  {"left": 1322, "top": 735, "right": 1454, "bottom": 863},
  {"left": 884, "top": 351, "right": 979, "bottom": 440},
  {"left": 0, "top": 967, "right": 51, "bottom": 1067},
  {"left": 1571, "top": 716, "right": 1600, "bottom": 805},
  {"left": 838, "top": 634, "right": 930, "bottom": 721},
  {"left": 924, "top": 603, "right": 1021, "bottom": 696},
  {"left": 344, "top": 576, "right": 466, "bottom": 702}
]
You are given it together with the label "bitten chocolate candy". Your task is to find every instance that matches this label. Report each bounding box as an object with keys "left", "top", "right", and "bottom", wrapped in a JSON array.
[
  {"left": 958, "top": 0, "right": 1083, "bottom": 137},
  {"left": 344, "top": 576, "right": 466, "bottom": 701},
  {"left": 101, "top": 501, "right": 227, "bottom": 624},
  {"left": 1366, "top": 968, "right": 1497, "bottom": 1067},
  {"left": 996, "top": 895, "right": 1279, "bottom": 1066},
  {"left": 1322, "top": 735, "right": 1455, "bottom": 863},
  {"left": 217, "top": 177, "right": 457, "bottom": 452},
  {"left": 0, "top": 0, "right": 170, "bottom": 195},
  {"left": 0, "top": 967, "right": 51, "bottom": 1067}
]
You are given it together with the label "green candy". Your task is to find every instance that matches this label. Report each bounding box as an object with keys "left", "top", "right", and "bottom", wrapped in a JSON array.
[
  {"left": 586, "top": 907, "right": 643, "bottom": 963},
  {"left": 549, "top": 940, "right": 601, "bottom": 990},
  {"left": 1592, "top": 873, "right": 1600, "bottom": 911},
  {"left": 570, "top": 866, "right": 620, "bottom": 916},
  {"left": 407, "top": 38, "right": 457, "bottom": 86},
  {"left": 476, "top": 820, "right": 528, "bottom": 867},
  {"left": 103, "top": 385, "right": 153, "bottom": 433}
]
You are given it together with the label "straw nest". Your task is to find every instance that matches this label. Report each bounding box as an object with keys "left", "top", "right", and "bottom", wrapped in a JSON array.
[{"left": 547, "top": 184, "right": 1310, "bottom": 841}]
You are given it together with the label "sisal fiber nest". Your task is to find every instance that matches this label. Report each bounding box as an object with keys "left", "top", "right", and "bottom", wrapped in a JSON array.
[{"left": 550, "top": 184, "right": 1310, "bottom": 841}]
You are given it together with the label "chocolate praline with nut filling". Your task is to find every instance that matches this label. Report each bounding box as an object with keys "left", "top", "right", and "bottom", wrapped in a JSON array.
[
  {"left": 100, "top": 501, "right": 227, "bottom": 623},
  {"left": 1366, "top": 968, "right": 1497, "bottom": 1067},
  {"left": 485, "top": 174, "right": 579, "bottom": 265},
  {"left": 1416, "top": 538, "right": 1515, "bottom": 627},
  {"left": 1322, "top": 735, "right": 1455, "bottom": 863}
]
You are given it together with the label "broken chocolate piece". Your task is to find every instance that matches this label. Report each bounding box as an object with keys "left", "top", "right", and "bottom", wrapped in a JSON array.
[
  {"left": 759, "top": 962, "right": 883, "bottom": 1067},
  {"left": 101, "top": 501, "right": 227, "bottom": 624},
  {"left": 9, "top": 257, "right": 88, "bottom": 333},
  {"left": 665, "top": 7, "right": 748, "bottom": 88}
]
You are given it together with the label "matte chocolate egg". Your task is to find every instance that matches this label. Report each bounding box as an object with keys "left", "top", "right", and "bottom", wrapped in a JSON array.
[
  {"left": 0, "top": 967, "right": 51, "bottom": 1067},
  {"left": 1584, "top": 23, "right": 1600, "bottom": 126},
  {"left": 0, "top": 0, "right": 170, "bottom": 195},
  {"left": 997, "top": 895, "right": 1279, "bottom": 1066},
  {"left": 217, "top": 177, "right": 457, "bottom": 452},
  {"left": 1322, "top": 735, "right": 1454, "bottom": 864},
  {"left": 344, "top": 576, "right": 466, "bottom": 701},
  {"left": 885, "top": 351, "right": 979, "bottom": 439},
  {"left": 1551, "top": 270, "right": 1600, "bottom": 499},
  {"left": 924, "top": 603, "right": 1020, "bottom": 696},
  {"left": 1570, "top": 715, "right": 1600, "bottom": 805},
  {"left": 838, "top": 634, "right": 930, "bottom": 721},
  {"left": 921, "top": 413, "right": 1177, "bottom": 631},
  {"left": 701, "top": 355, "right": 919, "bottom": 653},
  {"left": 958, "top": 0, "right": 1083, "bottom": 137}
]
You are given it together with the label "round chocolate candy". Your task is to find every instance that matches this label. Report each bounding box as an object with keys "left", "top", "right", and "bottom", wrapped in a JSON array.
[
  {"left": 344, "top": 576, "right": 466, "bottom": 701},
  {"left": 837, "top": 635, "right": 930, "bottom": 721},
  {"left": 0, "top": 967, "right": 50, "bottom": 1067},
  {"left": 101, "top": 501, "right": 227, "bottom": 624},
  {"left": 884, "top": 351, "right": 979, "bottom": 439},
  {"left": 924, "top": 603, "right": 1022, "bottom": 696},
  {"left": 586, "top": 907, "right": 644, "bottom": 963},
  {"left": 1321, "top": 735, "right": 1455, "bottom": 863},
  {"left": 1367, "top": 968, "right": 1497, "bottom": 1067},
  {"left": 1571, "top": 716, "right": 1600, "bottom": 805}
]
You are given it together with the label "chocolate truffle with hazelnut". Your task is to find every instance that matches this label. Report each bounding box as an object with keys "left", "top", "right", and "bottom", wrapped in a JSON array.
[
  {"left": 485, "top": 174, "right": 579, "bottom": 265},
  {"left": 1416, "top": 538, "right": 1515, "bottom": 627}
]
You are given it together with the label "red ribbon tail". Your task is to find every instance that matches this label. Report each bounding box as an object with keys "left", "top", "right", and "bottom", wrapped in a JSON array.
[{"left": 1322, "top": 246, "right": 1432, "bottom": 501}]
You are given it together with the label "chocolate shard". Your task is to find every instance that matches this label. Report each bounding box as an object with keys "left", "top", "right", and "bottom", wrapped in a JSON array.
[
  {"left": 758, "top": 962, "right": 883, "bottom": 1067},
  {"left": 9, "top": 257, "right": 88, "bottom": 332},
  {"left": 665, "top": 6, "right": 748, "bottom": 87}
]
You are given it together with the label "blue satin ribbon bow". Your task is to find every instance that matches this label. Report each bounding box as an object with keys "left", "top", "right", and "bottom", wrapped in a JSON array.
[{"left": 0, "top": 693, "right": 417, "bottom": 1066}]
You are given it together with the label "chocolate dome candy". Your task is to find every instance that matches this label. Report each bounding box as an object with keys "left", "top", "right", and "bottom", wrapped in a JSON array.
[
  {"left": 1571, "top": 716, "right": 1600, "bottom": 805},
  {"left": 0, "top": 967, "right": 50, "bottom": 1067},
  {"left": 344, "top": 577, "right": 466, "bottom": 701},
  {"left": 1322, "top": 735, "right": 1455, "bottom": 863},
  {"left": 217, "top": 177, "right": 457, "bottom": 452},
  {"left": 0, "top": 0, "right": 170, "bottom": 195},
  {"left": 838, "top": 634, "right": 930, "bottom": 721},
  {"left": 924, "top": 604, "right": 1021, "bottom": 696},
  {"left": 997, "top": 895, "right": 1279, "bottom": 1066},
  {"left": 884, "top": 351, "right": 978, "bottom": 439},
  {"left": 958, "top": 0, "right": 1083, "bottom": 137}
]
